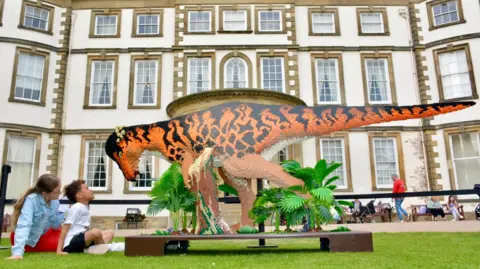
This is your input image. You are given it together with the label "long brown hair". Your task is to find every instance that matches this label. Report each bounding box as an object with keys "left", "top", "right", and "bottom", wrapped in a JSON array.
[
  {"left": 11, "top": 174, "right": 60, "bottom": 228},
  {"left": 448, "top": 195, "right": 457, "bottom": 205}
]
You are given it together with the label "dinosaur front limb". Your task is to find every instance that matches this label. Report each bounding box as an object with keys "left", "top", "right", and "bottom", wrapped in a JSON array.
[{"left": 189, "top": 148, "right": 231, "bottom": 235}]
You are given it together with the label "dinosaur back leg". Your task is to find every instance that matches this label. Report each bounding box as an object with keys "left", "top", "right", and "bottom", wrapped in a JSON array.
[{"left": 221, "top": 154, "right": 304, "bottom": 188}]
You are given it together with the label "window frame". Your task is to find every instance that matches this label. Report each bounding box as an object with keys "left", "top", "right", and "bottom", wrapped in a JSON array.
[
  {"left": 308, "top": 8, "right": 340, "bottom": 36},
  {"left": 183, "top": 52, "right": 215, "bottom": 96},
  {"left": 368, "top": 132, "right": 405, "bottom": 191},
  {"left": 356, "top": 7, "right": 389, "bottom": 36},
  {"left": 132, "top": 9, "right": 163, "bottom": 37},
  {"left": 218, "top": 6, "right": 252, "bottom": 34},
  {"left": 2, "top": 130, "right": 42, "bottom": 198},
  {"left": 9, "top": 47, "right": 50, "bottom": 107},
  {"left": 274, "top": 147, "right": 289, "bottom": 165},
  {"left": 0, "top": 0, "right": 4, "bottom": 27},
  {"left": 78, "top": 135, "right": 112, "bottom": 194},
  {"left": 219, "top": 52, "right": 253, "bottom": 89},
  {"left": 427, "top": 0, "right": 466, "bottom": 31},
  {"left": 317, "top": 133, "right": 352, "bottom": 191},
  {"left": 360, "top": 53, "right": 397, "bottom": 106},
  {"left": 311, "top": 53, "right": 346, "bottom": 105},
  {"left": 433, "top": 43, "right": 477, "bottom": 102},
  {"left": 18, "top": 1, "right": 55, "bottom": 35},
  {"left": 83, "top": 55, "right": 119, "bottom": 109},
  {"left": 254, "top": 7, "right": 286, "bottom": 34},
  {"left": 449, "top": 132, "right": 480, "bottom": 190},
  {"left": 89, "top": 9, "right": 122, "bottom": 38},
  {"left": 128, "top": 54, "right": 162, "bottom": 109},
  {"left": 444, "top": 126, "right": 480, "bottom": 200},
  {"left": 184, "top": 7, "right": 215, "bottom": 35},
  {"left": 271, "top": 145, "right": 302, "bottom": 166},
  {"left": 258, "top": 55, "right": 287, "bottom": 93}
]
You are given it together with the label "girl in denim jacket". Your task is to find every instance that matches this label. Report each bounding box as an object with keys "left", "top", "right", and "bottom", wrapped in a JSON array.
[{"left": 7, "top": 174, "right": 63, "bottom": 260}]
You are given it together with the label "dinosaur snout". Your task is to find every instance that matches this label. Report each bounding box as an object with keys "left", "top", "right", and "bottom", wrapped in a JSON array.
[{"left": 105, "top": 131, "right": 141, "bottom": 182}]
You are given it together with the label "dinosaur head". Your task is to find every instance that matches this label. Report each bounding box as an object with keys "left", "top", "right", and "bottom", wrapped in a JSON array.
[
  {"left": 105, "top": 126, "right": 146, "bottom": 181},
  {"left": 105, "top": 124, "right": 170, "bottom": 181}
]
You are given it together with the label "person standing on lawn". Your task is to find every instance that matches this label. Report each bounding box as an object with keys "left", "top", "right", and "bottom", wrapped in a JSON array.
[
  {"left": 392, "top": 174, "right": 410, "bottom": 222},
  {"left": 7, "top": 174, "right": 63, "bottom": 260}
]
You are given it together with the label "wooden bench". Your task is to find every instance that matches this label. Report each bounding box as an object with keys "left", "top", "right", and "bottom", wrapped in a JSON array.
[
  {"left": 345, "top": 206, "right": 392, "bottom": 223},
  {"left": 2, "top": 213, "right": 11, "bottom": 232},
  {"left": 411, "top": 204, "right": 465, "bottom": 222},
  {"left": 125, "top": 231, "right": 374, "bottom": 256}
]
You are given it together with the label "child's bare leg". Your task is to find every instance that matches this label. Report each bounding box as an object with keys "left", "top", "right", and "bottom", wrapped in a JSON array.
[
  {"left": 84, "top": 228, "right": 105, "bottom": 246},
  {"left": 102, "top": 230, "right": 114, "bottom": 244}
]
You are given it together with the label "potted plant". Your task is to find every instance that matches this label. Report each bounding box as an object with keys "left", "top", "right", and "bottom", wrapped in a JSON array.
[
  {"left": 249, "top": 187, "right": 285, "bottom": 233},
  {"left": 280, "top": 159, "right": 353, "bottom": 231},
  {"left": 147, "top": 162, "right": 197, "bottom": 235}
]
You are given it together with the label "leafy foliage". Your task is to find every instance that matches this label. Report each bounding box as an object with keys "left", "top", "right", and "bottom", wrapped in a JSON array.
[
  {"left": 236, "top": 225, "right": 259, "bottom": 234},
  {"left": 153, "top": 230, "right": 171, "bottom": 235},
  {"left": 280, "top": 159, "right": 353, "bottom": 229},
  {"left": 278, "top": 192, "right": 306, "bottom": 212},
  {"left": 147, "top": 162, "right": 197, "bottom": 231},
  {"left": 248, "top": 187, "right": 285, "bottom": 231},
  {"left": 330, "top": 226, "right": 351, "bottom": 232},
  {"left": 218, "top": 184, "right": 239, "bottom": 196}
]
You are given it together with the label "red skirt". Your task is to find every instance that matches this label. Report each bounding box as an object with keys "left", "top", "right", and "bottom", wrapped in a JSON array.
[{"left": 10, "top": 228, "right": 61, "bottom": 252}]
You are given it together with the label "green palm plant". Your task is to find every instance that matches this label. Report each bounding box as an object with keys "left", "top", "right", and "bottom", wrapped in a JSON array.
[
  {"left": 248, "top": 187, "right": 285, "bottom": 232},
  {"left": 147, "top": 162, "right": 197, "bottom": 233},
  {"left": 280, "top": 159, "right": 353, "bottom": 231}
]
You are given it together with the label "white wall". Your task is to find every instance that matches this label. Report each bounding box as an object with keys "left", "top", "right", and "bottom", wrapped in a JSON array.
[
  {"left": 427, "top": 39, "right": 480, "bottom": 125},
  {"left": 349, "top": 132, "right": 373, "bottom": 193},
  {"left": 0, "top": 43, "right": 58, "bottom": 129},
  {"left": 418, "top": 0, "right": 480, "bottom": 44},
  {"left": 70, "top": 9, "right": 175, "bottom": 49},
  {"left": 296, "top": 6, "right": 412, "bottom": 47},
  {"left": 63, "top": 52, "right": 174, "bottom": 130},
  {"left": 0, "top": 0, "right": 65, "bottom": 47}
]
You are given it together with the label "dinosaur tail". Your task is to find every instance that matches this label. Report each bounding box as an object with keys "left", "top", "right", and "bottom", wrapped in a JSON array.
[{"left": 301, "top": 101, "right": 476, "bottom": 135}]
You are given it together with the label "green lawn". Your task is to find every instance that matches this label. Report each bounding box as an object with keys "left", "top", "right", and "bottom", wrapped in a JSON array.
[{"left": 1, "top": 233, "right": 479, "bottom": 269}]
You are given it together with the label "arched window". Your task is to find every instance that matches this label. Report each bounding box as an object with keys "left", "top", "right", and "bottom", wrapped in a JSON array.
[{"left": 224, "top": 57, "right": 248, "bottom": 88}]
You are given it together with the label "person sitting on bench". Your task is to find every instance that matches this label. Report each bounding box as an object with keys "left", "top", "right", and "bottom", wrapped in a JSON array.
[
  {"left": 350, "top": 199, "right": 362, "bottom": 222},
  {"left": 447, "top": 195, "right": 464, "bottom": 221},
  {"left": 426, "top": 196, "right": 446, "bottom": 221}
]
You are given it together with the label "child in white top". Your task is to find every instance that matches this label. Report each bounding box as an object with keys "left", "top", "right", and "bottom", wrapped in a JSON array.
[{"left": 56, "top": 180, "right": 114, "bottom": 255}]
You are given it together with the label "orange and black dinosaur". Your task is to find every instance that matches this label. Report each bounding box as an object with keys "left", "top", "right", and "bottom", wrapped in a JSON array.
[{"left": 105, "top": 101, "right": 474, "bottom": 226}]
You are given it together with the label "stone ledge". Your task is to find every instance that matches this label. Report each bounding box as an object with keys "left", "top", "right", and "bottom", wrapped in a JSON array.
[{"left": 166, "top": 88, "right": 306, "bottom": 118}]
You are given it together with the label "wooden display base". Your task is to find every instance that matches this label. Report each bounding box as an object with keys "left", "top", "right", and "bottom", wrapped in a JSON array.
[{"left": 125, "top": 231, "right": 373, "bottom": 256}]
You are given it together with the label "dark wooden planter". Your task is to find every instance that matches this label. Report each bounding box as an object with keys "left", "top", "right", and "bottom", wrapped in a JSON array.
[{"left": 125, "top": 231, "right": 373, "bottom": 256}]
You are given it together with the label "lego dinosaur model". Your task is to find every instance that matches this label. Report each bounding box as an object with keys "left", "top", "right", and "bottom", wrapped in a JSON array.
[{"left": 105, "top": 101, "right": 474, "bottom": 233}]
